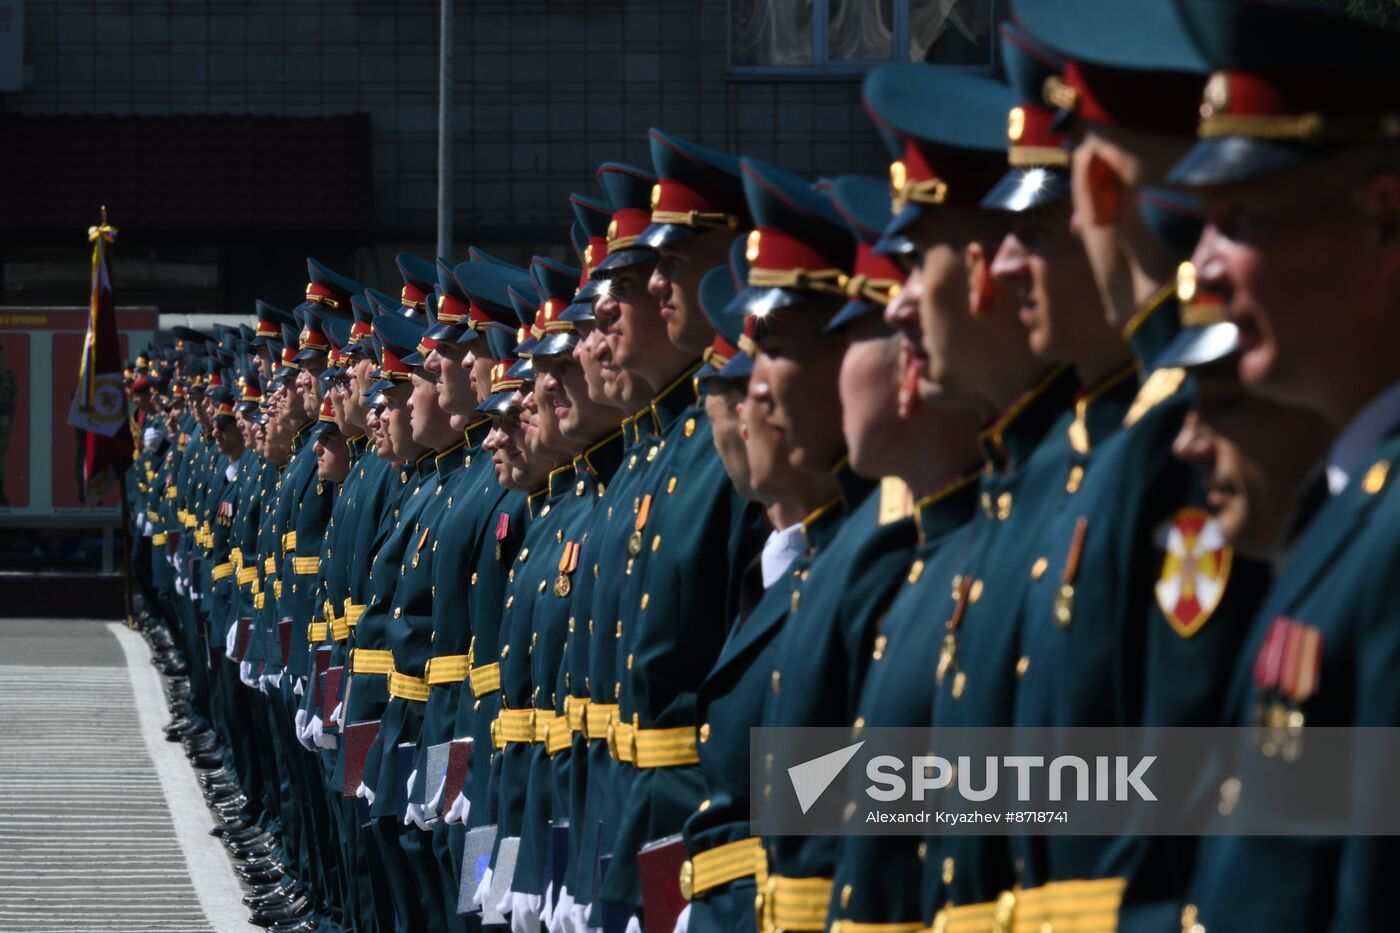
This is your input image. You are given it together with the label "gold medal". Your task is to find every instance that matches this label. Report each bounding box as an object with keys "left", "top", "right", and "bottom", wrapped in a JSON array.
[
  {"left": 553, "top": 574, "right": 572, "bottom": 598},
  {"left": 1054, "top": 583, "right": 1075, "bottom": 628},
  {"left": 628, "top": 530, "right": 643, "bottom": 555},
  {"left": 1054, "top": 517, "right": 1088, "bottom": 628},
  {"left": 936, "top": 634, "right": 956, "bottom": 685}
]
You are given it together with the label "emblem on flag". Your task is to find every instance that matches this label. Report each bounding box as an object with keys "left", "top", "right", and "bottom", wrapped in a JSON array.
[{"left": 1153, "top": 507, "right": 1232, "bottom": 637}]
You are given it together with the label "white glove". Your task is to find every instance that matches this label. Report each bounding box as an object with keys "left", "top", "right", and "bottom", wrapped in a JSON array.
[
  {"left": 495, "top": 883, "right": 513, "bottom": 918},
  {"left": 672, "top": 903, "right": 691, "bottom": 933},
  {"left": 174, "top": 576, "right": 186, "bottom": 596},
  {"left": 406, "top": 803, "right": 432, "bottom": 831},
  {"left": 570, "top": 902, "right": 600, "bottom": 933},
  {"left": 313, "top": 718, "right": 336, "bottom": 750},
  {"left": 542, "top": 882, "right": 555, "bottom": 928},
  {"left": 329, "top": 701, "right": 342, "bottom": 727},
  {"left": 293, "top": 677, "right": 305, "bottom": 697},
  {"left": 224, "top": 621, "right": 238, "bottom": 655},
  {"left": 549, "top": 886, "right": 576, "bottom": 933},
  {"left": 356, "top": 781, "right": 375, "bottom": 805},
  {"left": 473, "top": 866, "right": 494, "bottom": 909},
  {"left": 143, "top": 427, "right": 161, "bottom": 451},
  {"left": 239, "top": 660, "right": 257, "bottom": 687},
  {"left": 624, "top": 914, "right": 641, "bottom": 933},
  {"left": 444, "top": 791, "right": 470, "bottom": 825},
  {"left": 510, "top": 892, "right": 542, "bottom": 933},
  {"left": 263, "top": 669, "right": 283, "bottom": 690},
  {"left": 295, "top": 708, "right": 314, "bottom": 750}
]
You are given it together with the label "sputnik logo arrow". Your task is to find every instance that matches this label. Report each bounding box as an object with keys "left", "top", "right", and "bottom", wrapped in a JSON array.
[{"left": 787, "top": 741, "right": 865, "bottom": 814}]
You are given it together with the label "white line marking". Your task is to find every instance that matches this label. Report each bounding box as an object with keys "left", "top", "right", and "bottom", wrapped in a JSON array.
[{"left": 109, "top": 623, "right": 247, "bottom": 933}]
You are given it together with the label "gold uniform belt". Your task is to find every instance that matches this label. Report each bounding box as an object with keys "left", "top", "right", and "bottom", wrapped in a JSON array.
[
  {"left": 609, "top": 723, "right": 699, "bottom": 768},
  {"left": 757, "top": 875, "right": 833, "bottom": 932},
  {"left": 307, "top": 621, "right": 329, "bottom": 642},
  {"left": 585, "top": 703, "right": 618, "bottom": 741},
  {"left": 830, "top": 921, "right": 924, "bottom": 932},
  {"left": 468, "top": 661, "right": 501, "bottom": 697},
  {"left": 331, "top": 617, "right": 350, "bottom": 641},
  {"left": 292, "top": 556, "right": 320, "bottom": 575},
  {"left": 238, "top": 567, "right": 259, "bottom": 586},
  {"left": 152, "top": 532, "right": 167, "bottom": 545},
  {"left": 282, "top": 531, "right": 297, "bottom": 553},
  {"left": 930, "top": 879, "right": 1125, "bottom": 933},
  {"left": 264, "top": 556, "right": 277, "bottom": 574},
  {"left": 493, "top": 708, "right": 537, "bottom": 747},
  {"left": 425, "top": 655, "right": 469, "bottom": 685},
  {"left": 389, "top": 670, "right": 430, "bottom": 702},
  {"left": 564, "top": 695, "right": 590, "bottom": 734},
  {"left": 211, "top": 562, "right": 234, "bottom": 581},
  {"left": 253, "top": 593, "right": 265, "bottom": 610},
  {"left": 679, "top": 837, "right": 763, "bottom": 901},
  {"left": 543, "top": 714, "right": 571, "bottom": 754},
  {"left": 346, "top": 603, "right": 366, "bottom": 628},
  {"left": 350, "top": 648, "right": 393, "bottom": 675}
]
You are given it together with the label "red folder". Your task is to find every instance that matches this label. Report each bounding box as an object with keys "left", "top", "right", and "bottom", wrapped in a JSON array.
[
  {"left": 277, "top": 619, "right": 292, "bottom": 666},
  {"left": 637, "top": 834, "right": 687, "bottom": 933},
  {"left": 442, "top": 738, "right": 474, "bottom": 810},
  {"left": 342, "top": 720, "right": 379, "bottom": 798},
  {"left": 321, "top": 666, "right": 345, "bottom": 725},
  {"left": 233, "top": 617, "right": 253, "bottom": 662}
]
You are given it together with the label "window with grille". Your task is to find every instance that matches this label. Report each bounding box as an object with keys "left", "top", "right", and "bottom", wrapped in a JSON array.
[{"left": 730, "top": 0, "right": 1001, "bottom": 76}]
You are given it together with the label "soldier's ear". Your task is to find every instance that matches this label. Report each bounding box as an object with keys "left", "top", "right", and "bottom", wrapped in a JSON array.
[
  {"left": 1084, "top": 149, "right": 1125, "bottom": 227},
  {"left": 964, "top": 241, "right": 995, "bottom": 317}
]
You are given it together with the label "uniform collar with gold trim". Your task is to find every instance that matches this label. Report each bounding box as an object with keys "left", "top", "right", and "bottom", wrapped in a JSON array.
[
  {"left": 647, "top": 359, "right": 704, "bottom": 437},
  {"left": 1121, "top": 281, "right": 1183, "bottom": 374},
  {"left": 977, "top": 364, "right": 1078, "bottom": 473},
  {"left": 576, "top": 425, "right": 627, "bottom": 485},
  {"left": 914, "top": 470, "right": 980, "bottom": 546},
  {"left": 433, "top": 436, "right": 470, "bottom": 479}
]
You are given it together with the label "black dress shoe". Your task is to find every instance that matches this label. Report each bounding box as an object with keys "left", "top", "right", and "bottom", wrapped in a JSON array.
[
  {"left": 243, "top": 880, "right": 292, "bottom": 899},
  {"left": 192, "top": 752, "right": 225, "bottom": 769},
  {"left": 235, "top": 856, "right": 285, "bottom": 874},
  {"left": 268, "top": 916, "right": 319, "bottom": 933},
  {"left": 226, "top": 831, "right": 275, "bottom": 850},
  {"left": 249, "top": 897, "right": 310, "bottom": 927},
  {"left": 222, "top": 826, "right": 269, "bottom": 844},
  {"left": 243, "top": 889, "right": 296, "bottom": 910},
  {"left": 228, "top": 834, "right": 274, "bottom": 857},
  {"left": 211, "top": 819, "right": 254, "bottom": 837}
]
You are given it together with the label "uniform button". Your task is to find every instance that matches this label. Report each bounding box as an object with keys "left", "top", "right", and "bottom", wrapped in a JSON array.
[
  {"left": 942, "top": 857, "right": 954, "bottom": 884},
  {"left": 771, "top": 671, "right": 781, "bottom": 694},
  {"left": 538, "top": 579, "right": 547, "bottom": 593},
  {"left": 1016, "top": 656, "right": 1030, "bottom": 677},
  {"left": 840, "top": 885, "right": 852, "bottom": 909},
  {"left": 872, "top": 635, "right": 887, "bottom": 661},
  {"left": 698, "top": 798, "right": 711, "bottom": 812},
  {"left": 626, "top": 653, "right": 634, "bottom": 670},
  {"left": 667, "top": 476, "right": 677, "bottom": 494},
  {"left": 951, "top": 671, "right": 966, "bottom": 699},
  {"left": 907, "top": 560, "right": 924, "bottom": 584},
  {"left": 615, "top": 620, "right": 622, "bottom": 637},
  {"left": 1066, "top": 464, "right": 1085, "bottom": 493},
  {"left": 393, "top": 607, "right": 401, "bottom": 618},
  {"left": 699, "top": 723, "right": 710, "bottom": 743},
  {"left": 568, "top": 617, "right": 575, "bottom": 632},
  {"left": 969, "top": 579, "right": 983, "bottom": 603},
  {"left": 501, "top": 645, "right": 509, "bottom": 658},
  {"left": 917, "top": 842, "right": 927, "bottom": 861},
  {"left": 997, "top": 492, "right": 1012, "bottom": 520},
  {"left": 1030, "top": 557, "right": 1048, "bottom": 580},
  {"left": 651, "top": 534, "right": 661, "bottom": 552},
  {"left": 1218, "top": 777, "right": 1241, "bottom": 815},
  {"left": 640, "top": 593, "right": 649, "bottom": 610},
  {"left": 1182, "top": 905, "right": 1205, "bottom": 933}
]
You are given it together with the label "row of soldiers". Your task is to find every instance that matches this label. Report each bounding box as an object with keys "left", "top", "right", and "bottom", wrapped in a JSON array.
[{"left": 124, "top": 0, "right": 1400, "bottom": 931}]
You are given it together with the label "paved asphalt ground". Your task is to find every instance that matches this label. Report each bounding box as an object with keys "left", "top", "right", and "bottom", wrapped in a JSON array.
[{"left": 0, "top": 619, "right": 246, "bottom": 932}]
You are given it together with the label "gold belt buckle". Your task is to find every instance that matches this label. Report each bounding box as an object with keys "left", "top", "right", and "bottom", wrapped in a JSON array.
[{"left": 992, "top": 890, "right": 1017, "bottom": 933}]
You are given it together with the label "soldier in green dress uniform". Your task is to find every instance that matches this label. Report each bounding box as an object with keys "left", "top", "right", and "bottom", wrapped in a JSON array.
[{"left": 1158, "top": 1, "right": 1400, "bottom": 928}]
